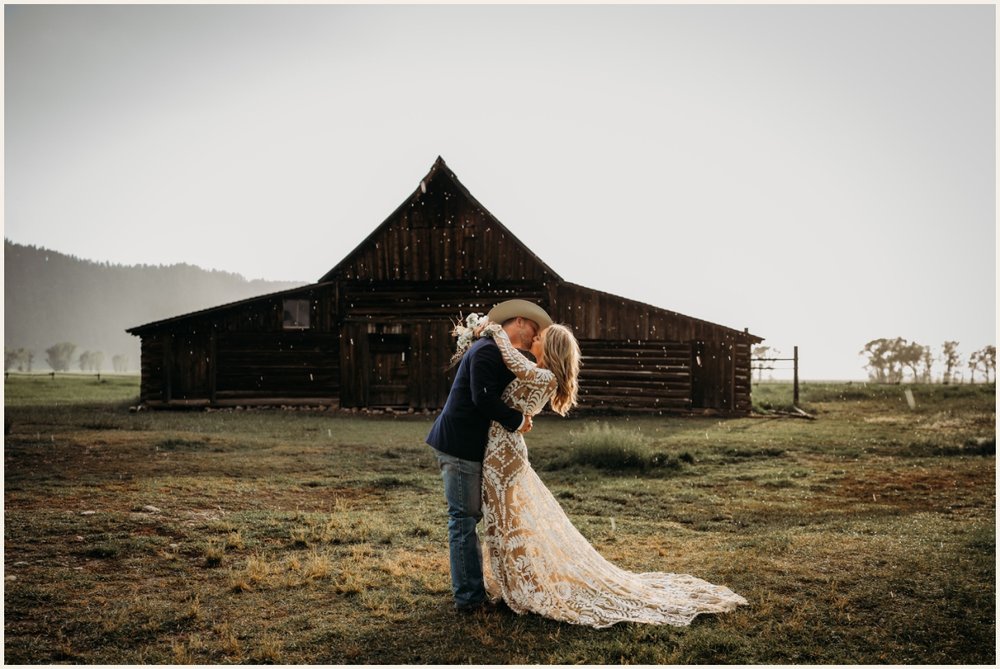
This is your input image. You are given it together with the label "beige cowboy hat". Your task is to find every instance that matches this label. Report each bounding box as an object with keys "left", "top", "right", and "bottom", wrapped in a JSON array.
[{"left": 487, "top": 299, "right": 553, "bottom": 330}]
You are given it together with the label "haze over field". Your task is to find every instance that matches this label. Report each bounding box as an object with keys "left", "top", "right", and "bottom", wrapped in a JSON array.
[
  {"left": 4, "top": 4, "right": 995, "bottom": 379},
  {"left": 3, "top": 240, "right": 305, "bottom": 372}
]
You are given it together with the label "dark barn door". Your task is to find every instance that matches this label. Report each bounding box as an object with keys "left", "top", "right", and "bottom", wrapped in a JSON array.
[
  {"left": 690, "top": 341, "right": 706, "bottom": 409},
  {"left": 367, "top": 332, "right": 411, "bottom": 407},
  {"left": 164, "top": 332, "right": 210, "bottom": 401}
]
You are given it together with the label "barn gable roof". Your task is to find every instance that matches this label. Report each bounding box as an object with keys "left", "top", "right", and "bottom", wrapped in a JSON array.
[
  {"left": 318, "top": 156, "right": 561, "bottom": 283},
  {"left": 126, "top": 157, "right": 761, "bottom": 343}
]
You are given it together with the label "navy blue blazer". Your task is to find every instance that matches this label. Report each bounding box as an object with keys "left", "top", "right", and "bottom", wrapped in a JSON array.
[{"left": 426, "top": 337, "right": 527, "bottom": 463}]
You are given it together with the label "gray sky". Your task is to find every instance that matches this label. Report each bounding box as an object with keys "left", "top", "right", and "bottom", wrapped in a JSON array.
[{"left": 4, "top": 3, "right": 996, "bottom": 380}]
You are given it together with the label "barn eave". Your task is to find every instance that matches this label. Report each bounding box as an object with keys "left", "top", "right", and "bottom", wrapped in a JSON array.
[
  {"left": 125, "top": 281, "right": 331, "bottom": 336},
  {"left": 561, "top": 280, "right": 763, "bottom": 344}
]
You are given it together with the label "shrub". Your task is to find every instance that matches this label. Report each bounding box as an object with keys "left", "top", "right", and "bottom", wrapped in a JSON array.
[
  {"left": 203, "top": 541, "right": 224, "bottom": 567},
  {"left": 557, "top": 423, "right": 683, "bottom": 473}
]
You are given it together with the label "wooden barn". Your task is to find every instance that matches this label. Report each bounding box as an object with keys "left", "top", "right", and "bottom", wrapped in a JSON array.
[{"left": 127, "top": 157, "right": 763, "bottom": 414}]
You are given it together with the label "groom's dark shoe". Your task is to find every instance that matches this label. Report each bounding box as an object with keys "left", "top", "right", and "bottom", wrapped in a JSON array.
[
  {"left": 490, "top": 599, "right": 512, "bottom": 614},
  {"left": 454, "top": 600, "right": 488, "bottom": 614},
  {"left": 455, "top": 599, "right": 511, "bottom": 615}
]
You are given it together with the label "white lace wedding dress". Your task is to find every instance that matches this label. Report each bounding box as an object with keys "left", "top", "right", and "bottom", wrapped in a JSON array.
[{"left": 479, "top": 325, "right": 748, "bottom": 628}]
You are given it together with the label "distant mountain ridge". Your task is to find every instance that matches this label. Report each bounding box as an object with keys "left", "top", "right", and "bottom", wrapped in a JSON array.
[{"left": 4, "top": 239, "right": 308, "bottom": 371}]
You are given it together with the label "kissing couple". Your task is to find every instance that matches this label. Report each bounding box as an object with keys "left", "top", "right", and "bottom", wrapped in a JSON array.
[{"left": 426, "top": 299, "right": 747, "bottom": 628}]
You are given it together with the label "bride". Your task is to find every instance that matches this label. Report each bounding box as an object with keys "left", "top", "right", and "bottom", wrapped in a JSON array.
[{"left": 471, "top": 318, "right": 748, "bottom": 628}]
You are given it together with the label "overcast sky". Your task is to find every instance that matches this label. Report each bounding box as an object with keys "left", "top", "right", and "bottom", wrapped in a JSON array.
[{"left": 4, "top": 3, "right": 995, "bottom": 380}]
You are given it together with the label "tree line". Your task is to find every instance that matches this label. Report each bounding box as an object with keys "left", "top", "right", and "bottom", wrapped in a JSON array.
[
  {"left": 5, "top": 344, "right": 130, "bottom": 374},
  {"left": 4, "top": 238, "right": 305, "bottom": 374},
  {"left": 859, "top": 339, "right": 995, "bottom": 384}
]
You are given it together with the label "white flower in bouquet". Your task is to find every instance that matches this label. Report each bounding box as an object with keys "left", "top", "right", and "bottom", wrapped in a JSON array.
[{"left": 449, "top": 312, "right": 485, "bottom": 367}]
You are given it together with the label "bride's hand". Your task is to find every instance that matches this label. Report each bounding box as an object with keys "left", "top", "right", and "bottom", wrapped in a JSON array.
[{"left": 473, "top": 318, "right": 491, "bottom": 337}]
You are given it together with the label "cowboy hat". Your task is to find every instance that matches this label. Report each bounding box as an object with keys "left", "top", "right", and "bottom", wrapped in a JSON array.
[{"left": 487, "top": 299, "right": 553, "bottom": 330}]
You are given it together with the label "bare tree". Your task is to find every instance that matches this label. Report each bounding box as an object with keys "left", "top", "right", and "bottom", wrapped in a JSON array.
[
  {"left": 3, "top": 348, "right": 34, "bottom": 372},
  {"left": 969, "top": 345, "right": 996, "bottom": 383},
  {"left": 861, "top": 338, "right": 938, "bottom": 383},
  {"left": 896, "top": 340, "right": 926, "bottom": 383},
  {"left": 919, "top": 346, "right": 934, "bottom": 383},
  {"left": 968, "top": 352, "right": 981, "bottom": 383},
  {"left": 860, "top": 339, "right": 890, "bottom": 382},
  {"left": 942, "top": 341, "right": 961, "bottom": 384},
  {"left": 861, "top": 338, "right": 908, "bottom": 383},
  {"left": 112, "top": 355, "right": 129, "bottom": 373},
  {"left": 77, "top": 351, "right": 107, "bottom": 373},
  {"left": 45, "top": 342, "right": 76, "bottom": 372}
]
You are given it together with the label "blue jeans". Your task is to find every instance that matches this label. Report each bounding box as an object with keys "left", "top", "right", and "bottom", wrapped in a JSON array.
[{"left": 434, "top": 450, "right": 485, "bottom": 608}]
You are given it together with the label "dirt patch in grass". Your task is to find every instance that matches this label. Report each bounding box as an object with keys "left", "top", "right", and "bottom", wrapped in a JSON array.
[{"left": 832, "top": 458, "right": 994, "bottom": 514}]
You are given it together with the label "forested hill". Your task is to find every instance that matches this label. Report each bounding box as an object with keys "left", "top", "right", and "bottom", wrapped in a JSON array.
[{"left": 4, "top": 239, "right": 308, "bottom": 372}]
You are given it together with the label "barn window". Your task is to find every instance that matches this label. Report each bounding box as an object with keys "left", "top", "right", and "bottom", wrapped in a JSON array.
[{"left": 283, "top": 299, "right": 311, "bottom": 329}]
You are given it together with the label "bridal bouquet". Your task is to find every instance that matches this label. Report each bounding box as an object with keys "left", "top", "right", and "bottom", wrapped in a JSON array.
[{"left": 449, "top": 312, "right": 486, "bottom": 366}]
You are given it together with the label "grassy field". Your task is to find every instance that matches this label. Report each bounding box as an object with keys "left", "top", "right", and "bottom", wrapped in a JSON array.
[{"left": 3, "top": 376, "right": 995, "bottom": 663}]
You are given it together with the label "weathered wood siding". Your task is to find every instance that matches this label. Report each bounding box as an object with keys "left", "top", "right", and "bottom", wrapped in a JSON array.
[
  {"left": 134, "top": 285, "right": 340, "bottom": 405},
  {"left": 336, "top": 281, "right": 549, "bottom": 409},
  {"left": 577, "top": 339, "right": 692, "bottom": 412},
  {"left": 165, "top": 330, "right": 211, "bottom": 400},
  {"left": 215, "top": 331, "right": 339, "bottom": 400},
  {"left": 328, "top": 168, "right": 557, "bottom": 285},
  {"left": 138, "top": 333, "right": 164, "bottom": 404},
  {"left": 339, "top": 281, "right": 548, "bottom": 320},
  {"left": 552, "top": 282, "right": 749, "bottom": 343},
  {"left": 734, "top": 342, "right": 752, "bottom": 413},
  {"left": 135, "top": 269, "right": 756, "bottom": 413},
  {"left": 552, "top": 282, "right": 754, "bottom": 413}
]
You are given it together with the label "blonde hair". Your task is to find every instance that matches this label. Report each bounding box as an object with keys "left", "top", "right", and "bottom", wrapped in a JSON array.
[{"left": 541, "top": 324, "right": 581, "bottom": 416}]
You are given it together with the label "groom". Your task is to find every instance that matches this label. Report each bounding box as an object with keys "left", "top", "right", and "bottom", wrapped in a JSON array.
[{"left": 426, "top": 299, "right": 553, "bottom": 612}]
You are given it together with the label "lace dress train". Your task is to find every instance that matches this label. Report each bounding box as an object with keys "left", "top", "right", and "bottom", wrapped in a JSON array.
[{"left": 479, "top": 326, "right": 748, "bottom": 628}]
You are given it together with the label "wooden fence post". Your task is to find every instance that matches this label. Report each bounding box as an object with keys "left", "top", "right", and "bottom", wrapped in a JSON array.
[{"left": 793, "top": 346, "right": 800, "bottom": 406}]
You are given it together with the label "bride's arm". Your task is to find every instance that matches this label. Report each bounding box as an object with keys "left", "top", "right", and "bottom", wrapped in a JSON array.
[{"left": 480, "top": 323, "right": 542, "bottom": 381}]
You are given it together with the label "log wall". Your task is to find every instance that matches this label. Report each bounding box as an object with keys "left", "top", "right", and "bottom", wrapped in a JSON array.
[
  {"left": 553, "top": 282, "right": 753, "bottom": 413},
  {"left": 215, "top": 331, "right": 339, "bottom": 400},
  {"left": 577, "top": 339, "right": 692, "bottom": 412},
  {"left": 138, "top": 333, "right": 164, "bottom": 404},
  {"left": 336, "top": 281, "right": 548, "bottom": 409},
  {"left": 135, "top": 284, "right": 341, "bottom": 405},
  {"left": 135, "top": 278, "right": 756, "bottom": 412}
]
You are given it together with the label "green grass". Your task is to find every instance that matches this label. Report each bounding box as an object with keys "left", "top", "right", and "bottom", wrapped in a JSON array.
[
  {"left": 3, "top": 373, "right": 140, "bottom": 407},
  {"left": 752, "top": 379, "right": 995, "bottom": 412},
  {"left": 3, "top": 378, "right": 995, "bottom": 663}
]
